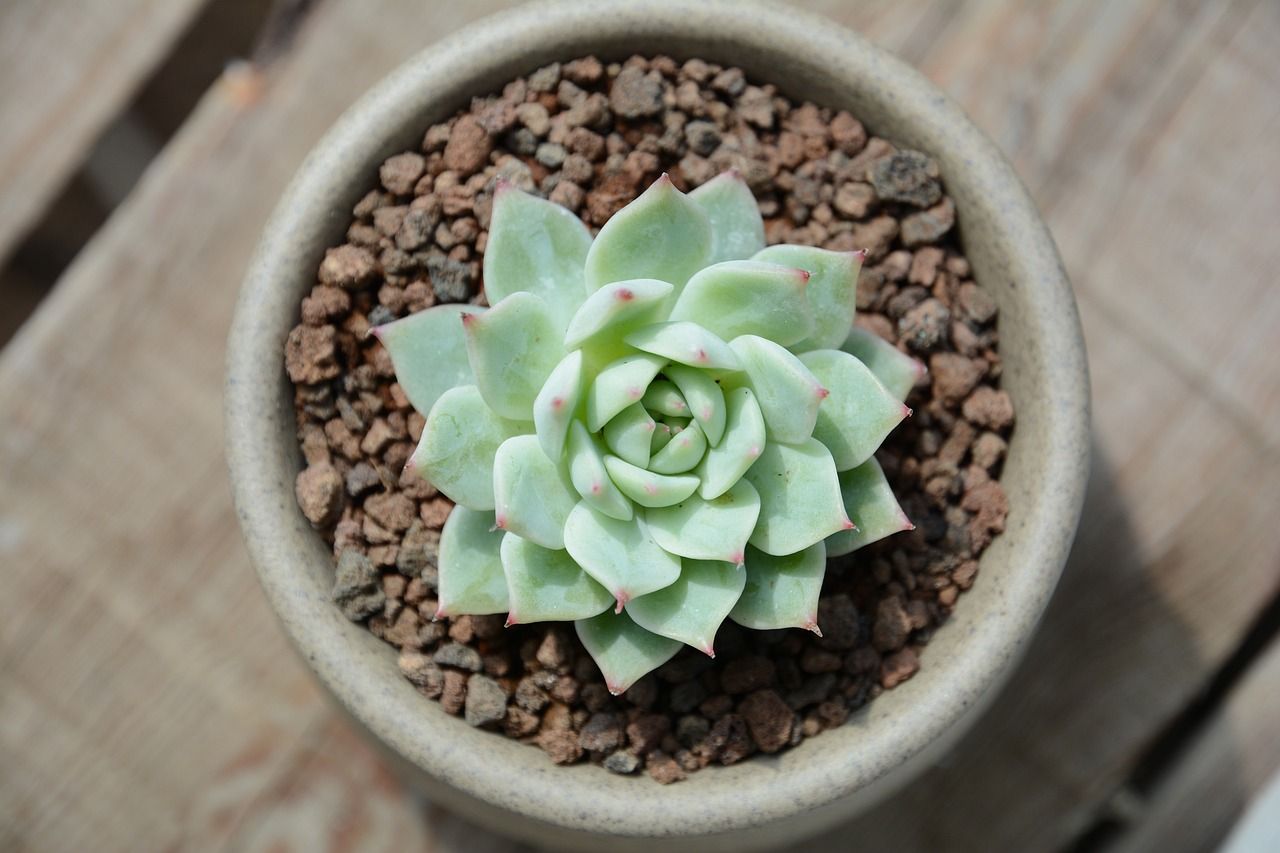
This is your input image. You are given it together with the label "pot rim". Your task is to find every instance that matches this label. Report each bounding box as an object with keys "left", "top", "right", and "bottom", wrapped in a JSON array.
[{"left": 226, "top": 0, "right": 1089, "bottom": 843}]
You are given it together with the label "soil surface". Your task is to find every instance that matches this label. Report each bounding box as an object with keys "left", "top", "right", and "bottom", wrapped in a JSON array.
[{"left": 286, "top": 54, "right": 1012, "bottom": 782}]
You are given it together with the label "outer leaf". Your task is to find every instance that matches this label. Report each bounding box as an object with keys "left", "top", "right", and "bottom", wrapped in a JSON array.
[
  {"left": 754, "top": 244, "right": 864, "bottom": 351},
  {"left": 669, "top": 260, "right": 814, "bottom": 347},
  {"left": 696, "top": 386, "right": 765, "bottom": 499},
  {"left": 585, "top": 353, "right": 667, "bottom": 430},
  {"left": 689, "top": 171, "right": 766, "bottom": 264},
  {"left": 666, "top": 368, "right": 724, "bottom": 446},
  {"left": 532, "top": 350, "right": 583, "bottom": 462},
  {"left": 603, "top": 403, "right": 654, "bottom": 468},
  {"left": 641, "top": 379, "right": 688, "bottom": 417},
  {"left": 648, "top": 420, "right": 706, "bottom": 474},
  {"left": 563, "top": 502, "right": 681, "bottom": 609},
  {"left": 728, "top": 335, "right": 826, "bottom": 444},
  {"left": 501, "top": 534, "right": 613, "bottom": 625},
  {"left": 575, "top": 609, "right": 682, "bottom": 695},
  {"left": 463, "top": 292, "right": 565, "bottom": 420},
  {"left": 563, "top": 279, "right": 673, "bottom": 349},
  {"left": 484, "top": 185, "right": 592, "bottom": 331},
  {"left": 729, "top": 543, "right": 825, "bottom": 633},
  {"left": 603, "top": 455, "right": 699, "bottom": 508},
  {"left": 841, "top": 326, "right": 926, "bottom": 402},
  {"left": 623, "top": 321, "right": 741, "bottom": 371},
  {"left": 645, "top": 479, "right": 760, "bottom": 565},
  {"left": 492, "top": 435, "right": 576, "bottom": 549},
  {"left": 372, "top": 304, "right": 482, "bottom": 415},
  {"left": 437, "top": 506, "right": 508, "bottom": 617},
  {"left": 799, "top": 349, "right": 910, "bottom": 470},
  {"left": 566, "top": 421, "right": 633, "bottom": 521},
  {"left": 410, "top": 385, "right": 526, "bottom": 511},
  {"left": 744, "top": 438, "right": 852, "bottom": 556},
  {"left": 826, "top": 457, "right": 914, "bottom": 557},
  {"left": 627, "top": 559, "right": 746, "bottom": 656},
  {"left": 583, "top": 173, "right": 711, "bottom": 294}
]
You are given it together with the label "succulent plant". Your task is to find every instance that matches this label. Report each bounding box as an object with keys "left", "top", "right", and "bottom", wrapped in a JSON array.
[{"left": 372, "top": 172, "right": 921, "bottom": 694}]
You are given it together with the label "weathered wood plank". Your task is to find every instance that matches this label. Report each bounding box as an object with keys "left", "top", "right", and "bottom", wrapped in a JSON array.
[{"left": 0, "top": 0, "right": 209, "bottom": 267}]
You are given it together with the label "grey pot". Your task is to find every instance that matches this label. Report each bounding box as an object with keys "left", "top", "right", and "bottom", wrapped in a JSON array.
[{"left": 225, "top": 2, "right": 1090, "bottom": 850}]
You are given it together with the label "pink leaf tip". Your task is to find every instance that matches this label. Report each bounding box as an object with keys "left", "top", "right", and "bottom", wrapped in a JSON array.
[
  {"left": 617, "top": 288, "right": 634, "bottom": 301},
  {"left": 729, "top": 551, "right": 745, "bottom": 569},
  {"left": 902, "top": 404, "right": 914, "bottom": 418},
  {"left": 606, "top": 681, "right": 624, "bottom": 696},
  {"left": 433, "top": 607, "right": 448, "bottom": 622},
  {"left": 504, "top": 613, "right": 518, "bottom": 628},
  {"left": 494, "top": 514, "right": 507, "bottom": 530},
  {"left": 493, "top": 177, "right": 513, "bottom": 197},
  {"left": 613, "top": 591, "right": 630, "bottom": 614},
  {"left": 853, "top": 248, "right": 869, "bottom": 262},
  {"left": 816, "top": 385, "right": 830, "bottom": 400},
  {"left": 402, "top": 457, "right": 417, "bottom": 477},
  {"left": 703, "top": 645, "right": 716, "bottom": 659},
  {"left": 803, "top": 618, "right": 823, "bottom": 637},
  {"left": 655, "top": 172, "right": 672, "bottom": 186},
  {"left": 842, "top": 517, "right": 857, "bottom": 531},
  {"left": 367, "top": 325, "right": 384, "bottom": 341}
]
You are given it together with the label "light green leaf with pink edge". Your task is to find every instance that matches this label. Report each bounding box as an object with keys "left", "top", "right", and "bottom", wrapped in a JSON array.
[
  {"left": 826, "top": 457, "right": 915, "bottom": 557},
  {"left": 696, "top": 386, "right": 764, "bottom": 499},
  {"left": 484, "top": 185, "right": 593, "bottom": 331},
  {"left": 585, "top": 352, "right": 667, "bottom": 430},
  {"left": 371, "top": 304, "right": 482, "bottom": 415},
  {"left": 563, "top": 502, "right": 681, "bottom": 610},
  {"left": 436, "top": 506, "right": 508, "bottom": 618},
  {"left": 627, "top": 559, "right": 746, "bottom": 656},
  {"left": 650, "top": 421, "right": 674, "bottom": 454},
  {"left": 411, "top": 385, "right": 527, "bottom": 511},
  {"left": 744, "top": 438, "right": 851, "bottom": 556},
  {"left": 500, "top": 533, "right": 613, "bottom": 625},
  {"left": 463, "top": 292, "right": 565, "bottom": 421},
  {"left": 727, "top": 335, "right": 826, "bottom": 445},
  {"left": 575, "top": 609, "right": 682, "bottom": 695},
  {"left": 841, "top": 326, "right": 926, "bottom": 402},
  {"left": 669, "top": 260, "right": 814, "bottom": 347},
  {"left": 584, "top": 174, "right": 711, "bottom": 294},
  {"left": 566, "top": 421, "right": 632, "bottom": 521},
  {"left": 799, "top": 349, "right": 910, "bottom": 471},
  {"left": 648, "top": 420, "right": 706, "bottom": 474},
  {"left": 492, "top": 435, "right": 576, "bottom": 549},
  {"left": 689, "top": 171, "right": 766, "bottom": 264},
  {"left": 729, "top": 543, "right": 826, "bottom": 634},
  {"left": 645, "top": 478, "right": 760, "bottom": 564},
  {"left": 563, "top": 279, "right": 673, "bottom": 349},
  {"left": 532, "top": 350, "right": 583, "bottom": 462},
  {"left": 640, "top": 379, "right": 688, "bottom": 418},
  {"left": 602, "top": 455, "right": 699, "bottom": 508},
  {"left": 754, "top": 244, "right": 864, "bottom": 352},
  {"left": 624, "top": 321, "right": 741, "bottom": 372},
  {"left": 665, "top": 363, "right": 728, "bottom": 447},
  {"left": 602, "top": 403, "right": 654, "bottom": 468}
]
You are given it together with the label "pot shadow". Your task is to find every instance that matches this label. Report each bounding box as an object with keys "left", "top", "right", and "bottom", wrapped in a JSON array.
[{"left": 788, "top": 437, "right": 1238, "bottom": 851}]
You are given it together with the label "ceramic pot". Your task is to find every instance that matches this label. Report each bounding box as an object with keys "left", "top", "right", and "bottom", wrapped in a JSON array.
[{"left": 226, "top": 2, "right": 1089, "bottom": 850}]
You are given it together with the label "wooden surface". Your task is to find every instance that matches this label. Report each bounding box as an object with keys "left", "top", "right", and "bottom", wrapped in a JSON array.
[{"left": 1, "top": 1, "right": 1277, "bottom": 851}]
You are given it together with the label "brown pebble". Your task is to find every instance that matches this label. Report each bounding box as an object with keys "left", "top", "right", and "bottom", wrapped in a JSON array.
[
  {"left": 961, "top": 387, "right": 1015, "bottom": 430},
  {"left": 901, "top": 197, "right": 956, "bottom": 247},
  {"left": 720, "top": 656, "right": 777, "bottom": 694},
  {"left": 380, "top": 152, "right": 426, "bottom": 195},
  {"left": 443, "top": 115, "right": 492, "bottom": 177},
  {"left": 646, "top": 751, "right": 687, "bottom": 784},
  {"left": 627, "top": 714, "right": 671, "bottom": 755},
  {"left": 537, "top": 729, "right": 584, "bottom": 765},
  {"left": 880, "top": 648, "right": 920, "bottom": 689},
  {"left": 285, "top": 325, "right": 340, "bottom": 385},
  {"left": 930, "top": 352, "right": 986, "bottom": 405},
  {"left": 318, "top": 244, "right": 377, "bottom": 289},
  {"left": 295, "top": 463, "right": 344, "bottom": 526},
  {"left": 738, "top": 689, "right": 795, "bottom": 754},
  {"left": 872, "top": 597, "right": 913, "bottom": 652},
  {"left": 440, "top": 670, "right": 468, "bottom": 715}
]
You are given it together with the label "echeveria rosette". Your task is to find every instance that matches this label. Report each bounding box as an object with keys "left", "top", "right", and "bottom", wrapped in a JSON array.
[{"left": 373, "top": 172, "right": 921, "bottom": 694}]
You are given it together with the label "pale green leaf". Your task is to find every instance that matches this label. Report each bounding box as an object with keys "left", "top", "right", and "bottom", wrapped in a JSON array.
[
  {"left": 484, "top": 185, "right": 592, "bottom": 331},
  {"left": 563, "top": 279, "right": 673, "bottom": 349},
  {"left": 696, "top": 386, "right": 765, "bottom": 499},
  {"left": 492, "top": 435, "right": 576, "bottom": 549},
  {"left": 563, "top": 502, "right": 681, "bottom": 609},
  {"left": 500, "top": 534, "right": 613, "bottom": 625},
  {"left": 665, "top": 363, "right": 728, "bottom": 447},
  {"left": 689, "top": 171, "right": 766, "bottom": 264},
  {"left": 627, "top": 559, "right": 746, "bottom": 656},
  {"left": 648, "top": 420, "right": 706, "bottom": 474},
  {"left": 799, "top": 349, "right": 910, "bottom": 470},
  {"left": 841, "top": 326, "right": 925, "bottom": 402},
  {"left": 728, "top": 335, "right": 826, "bottom": 444},
  {"left": 645, "top": 479, "right": 760, "bottom": 564},
  {"left": 585, "top": 352, "right": 667, "bottom": 431},
  {"left": 640, "top": 379, "right": 688, "bottom": 418},
  {"left": 437, "top": 506, "right": 508, "bottom": 617},
  {"left": 623, "top": 321, "right": 741, "bottom": 372},
  {"left": 583, "top": 174, "right": 711, "bottom": 294},
  {"left": 669, "top": 260, "right": 814, "bottom": 347},
  {"left": 410, "top": 385, "right": 527, "bottom": 511},
  {"left": 744, "top": 438, "right": 852, "bottom": 556},
  {"left": 463, "top": 292, "right": 565, "bottom": 420},
  {"left": 826, "top": 457, "right": 914, "bottom": 557},
  {"left": 566, "top": 421, "right": 633, "bottom": 521},
  {"left": 602, "top": 403, "right": 654, "bottom": 468},
  {"left": 651, "top": 421, "right": 674, "bottom": 454},
  {"left": 603, "top": 455, "right": 699, "bottom": 508},
  {"left": 729, "top": 543, "right": 826, "bottom": 633},
  {"left": 372, "top": 304, "right": 482, "bottom": 416},
  {"left": 532, "top": 350, "right": 584, "bottom": 463},
  {"left": 575, "top": 609, "right": 682, "bottom": 695},
  {"left": 754, "top": 244, "right": 863, "bottom": 351}
]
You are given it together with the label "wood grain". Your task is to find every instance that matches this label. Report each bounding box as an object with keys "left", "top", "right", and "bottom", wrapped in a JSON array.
[{"left": 0, "top": 1, "right": 1277, "bottom": 851}]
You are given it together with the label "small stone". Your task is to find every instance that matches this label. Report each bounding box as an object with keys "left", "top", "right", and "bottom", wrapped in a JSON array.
[
  {"left": 579, "top": 713, "right": 623, "bottom": 753},
  {"left": 930, "top": 353, "right": 986, "bottom": 405},
  {"left": 786, "top": 673, "right": 837, "bottom": 710},
  {"left": 720, "top": 656, "right": 776, "bottom": 694},
  {"left": 425, "top": 255, "right": 474, "bottom": 303},
  {"left": 515, "top": 102, "right": 550, "bottom": 136},
  {"left": 433, "top": 642, "right": 482, "bottom": 672},
  {"left": 504, "top": 706, "right": 541, "bottom": 738},
  {"left": 610, "top": 66, "right": 665, "bottom": 118},
  {"left": 464, "top": 674, "right": 508, "bottom": 727},
  {"left": 958, "top": 282, "right": 998, "bottom": 325},
  {"left": 961, "top": 387, "right": 1015, "bottom": 430},
  {"left": 318, "top": 245, "right": 377, "bottom": 289},
  {"left": 800, "top": 648, "right": 842, "bottom": 674},
  {"left": 514, "top": 677, "right": 549, "bottom": 713},
  {"left": 603, "top": 750, "right": 640, "bottom": 775},
  {"left": 850, "top": 216, "right": 899, "bottom": 261},
  {"left": 830, "top": 111, "right": 867, "bottom": 154},
  {"left": 909, "top": 247, "right": 945, "bottom": 286},
  {"left": 396, "top": 207, "right": 439, "bottom": 251},
  {"left": 899, "top": 298, "right": 951, "bottom": 352},
  {"left": 833, "top": 182, "right": 875, "bottom": 219},
  {"left": 901, "top": 198, "right": 956, "bottom": 247},
  {"left": 331, "top": 548, "right": 383, "bottom": 621},
  {"left": 739, "top": 689, "right": 794, "bottom": 754},
  {"left": 869, "top": 150, "right": 942, "bottom": 207},
  {"left": 647, "top": 751, "right": 686, "bottom": 785},
  {"left": 285, "top": 325, "right": 340, "bottom": 385},
  {"left": 872, "top": 596, "right": 913, "bottom": 652},
  {"left": 379, "top": 152, "right": 426, "bottom": 195},
  {"left": 363, "top": 491, "right": 415, "bottom": 533},
  {"left": 669, "top": 681, "right": 707, "bottom": 713},
  {"left": 535, "top": 142, "right": 567, "bottom": 168},
  {"left": 626, "top": 714, "right": 670, "bottom": 755},
  {"left": 548, "top": 180, "right": 584, "bottom": 212},
  {"left": 563, "top": 56, "right": 604, "bottom": 85},
  {"left": 295, "top": 463, "right": 343, "bottom": 526},
  {"left": 816, "top": 594, "right": 859, "bottom": 650},
  {"left": 359, "top": 418, "right": 394, "bottom": 456},
  {"left": 710, "top": 67, "right": 746, "bottom": 96},
  {"left": 443, "top": 115, "right": 492, "bottom": 177},
  {"left": 528, "top": 62, "right": 561, "bottom": 92},
  {"left": 684, "top": 120, "right": 721, "bottom": 156},
  {"left": 537, "top": 729, "right": 584, "bottom": 765},
  {"left": 440, "top": 669, "right": 467, "bottom": 715},
  {"left": 737, "top": 86, "right": 775, "bottom": 128},
  {"left": 704, "top": 713, "right": 752, "bottom": 765},
  {"left": 383, "top": 608, "right": 421, "bottom": 648},
  {"left": 396, "top": 521, "right": 440, "bottom": 575},
  {"left": 398, "top": 651, "right": 444, "bottom": 697},
  {"left": 880, "top": 648, "right": 920, "bottom": 688},
  {"left": 536, "top": 630, "right": 573, "bottom": 671},
  {"left": 972, "top": 432, "right": 1008, "bottom": 470}
]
